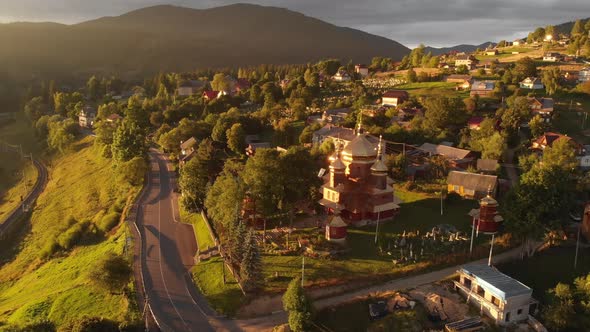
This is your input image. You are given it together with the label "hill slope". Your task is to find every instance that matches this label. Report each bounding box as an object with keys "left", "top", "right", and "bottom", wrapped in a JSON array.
[
  {"left": 0, "top": 4, "right": 410, "bottom": 79},
  {"left": 424, "top": 42, "right": 495, "bottom": 55}
]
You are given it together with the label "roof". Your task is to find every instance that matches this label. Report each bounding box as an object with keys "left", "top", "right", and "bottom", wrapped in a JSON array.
[
  {"left": 460, "top": 264, "right": 532, "bottom": 301},
  {"left": 471, "top": 80, "right": 495, "bottom": 91},
  {"left": 324, "top": 108, "right": 352, "bottom": 116},
  {"left": 342, "top": 134, "right": 377, "bottom": 158},
  {"left": 521, "top": 77, "right": 542, "bottom": 84},
  {"left": 468, "top": 116, "right": 485, "bottom": 126},
  {"left": 330, "top": 157, "right": 346, "bottom": 170},
  {"left": 203, "top": 90, "right": 219, "bottom": 99},
  {"left": 456, "top": 55, "right": 474, "bottom": 60},
  {"left": 446, "top": 74, "right": 472, "bottom": 81},
  {"left": 106, "top": 113, "right": 123, "bottom": 122},
  {"left": 382, "top": 90, "right": 409, "bottom": 99},
  {"left": 371, "top": 159, "right": 388, "bottom": 172},
  {"left": 314, "top": 125, "right": 357, "bottom": 142},
  {"left": 328, "top": 215, "right": 347, "bottom": 227},
  {"left": 534, "top": 132, "right": 578, "bottom": 148},
  {"left": 418, "top": 143, "right": 473, "bottom": 160},
  {"left": 528, "top": 97, "right": 554, "bottom": 110},
  {"left": 180, "top": 137, "right": 197, "bottom": 151},
  {"left": 476, "top": 159, "right": 499, "bottom": 172},
  {"left": 447, "top": 171, "right": 498, "bottom": 192}
]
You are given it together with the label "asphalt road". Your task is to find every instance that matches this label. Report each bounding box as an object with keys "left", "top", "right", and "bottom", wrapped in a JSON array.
[
  {"left": 0, "top": 159, "right": 47, "bottom": 236},
  {"left": 138, "top": 150, "right": 217, "bottom": 332}
]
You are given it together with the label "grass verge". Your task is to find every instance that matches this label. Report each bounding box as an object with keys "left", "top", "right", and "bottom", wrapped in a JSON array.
[{"left": 180, "top": 206, "right": 215, "bottom": 252}]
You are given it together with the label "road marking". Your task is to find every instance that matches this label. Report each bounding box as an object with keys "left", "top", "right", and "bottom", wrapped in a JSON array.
[{"left": 155, "top": 155, "right": 191, "bottom": 332}]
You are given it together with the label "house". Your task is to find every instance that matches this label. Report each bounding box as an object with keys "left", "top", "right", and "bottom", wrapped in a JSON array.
[
  {"left": 418, "top": 143, "right": 477, "bottom": 169},
  {"left": 454, "top": 264, "right": 537, "bottom": 326},
  {"left": 381, "top": 90, "right": 409, "bottom": 107},
  {"left": 322, "top": 108, "right": 352, "bottom": 124},
  {"left": 78, "top": 106, "right": 96, "bottom": 128},
  {"left": 105, "top": 113, "right": 123, "bottom": 123},
  {"left": 447, "top": 171, "right": 498, "bottom": 199},
  {"left": 532, "top": 132, "right": 585, "bottom": 155},
  {"left": 246, "top": 142, "right": 271, "bottom": 156},
  {"left": 180, "top": 137, "right": 197, "bottom": 156},
  {"left": 455, "top": 55, "right": 477, "bottom": 70},
  {"left": 527, "top": 97, "right": 554, "bottom": 120},
  {"left": 332, "top": 70, "right": 351, "bottom": 82},
  {"left": 485, "top": 49, "right": 499, "bottom": 56},
  {"left": 513, "top": 39, "right": 524, "bottom": 46},
  {"left": 543, "top": 52, "right": 562, "bottom": 62},
  {"left": 468, "top": 116, "right": 485, "bottom": 130},
  {"left": 445, "top": 74, "right": 473, "bottom": 83},
  {"left": 176, "top": 80, "right": 207, "bottom": 97},
  {"left": 312, "top": 124, "right": 357, "bottom": 145},
  {"left": 470, "top": 81, "right": 496, "bottom": 98},
  {"left": 202, "top": 90, "right": 221, "bottom": 101},
  {"left": 579, "top": 68, "right": 590, "bottom": 83},
  {"left": 519, "top": 77, "right": 544, "bottom": 90},
  {"left": 476, "top": 159, "right": 499, "bottom": 174},
  {"left": 354, "top": 64, "right": 369, "bottom": 77},
  {"left": 563, "top": 70, "right": 579, "bottom": 82},
  {"left": 234, "top": 78, "right": 252, "bottom": 93}
]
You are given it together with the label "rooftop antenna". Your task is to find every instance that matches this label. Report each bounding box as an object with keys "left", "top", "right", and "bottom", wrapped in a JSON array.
[
  {"left": 357, "top": 111, "right": 363, "bottom": 135},
  {"left": 376, "top": 135, "right": 383, "bottom": 160}
]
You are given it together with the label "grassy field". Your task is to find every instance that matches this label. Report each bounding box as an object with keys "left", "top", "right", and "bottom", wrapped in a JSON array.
[
  {"left": 0, "top": 136, "right": 142, "bottom": 329},
  {"left": 315, "top": 295, "right": 430, "bottom": 332},
  {"left": 0, "top": 115, "right": 42, "bottom": 224},
  {"left": 498, "top": 246, "right": 590, "bottom": 302},
  {"left": 191, "top": 257, "right": 245, "bottom": 316},
  {"left": 180, "top": 206, "right": 215, "bottom": 251},
  {"left": 395, "top": 82, "right": 469, "bottom": 99}
]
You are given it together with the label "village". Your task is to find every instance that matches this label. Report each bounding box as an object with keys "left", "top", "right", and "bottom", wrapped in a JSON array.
[{"left": 2, "top": 14, "right": 590, "bottom": 332}]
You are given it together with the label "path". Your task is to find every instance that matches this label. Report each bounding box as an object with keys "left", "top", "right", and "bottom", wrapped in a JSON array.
[
  {"left": 503, "top": 147, "right": 519, "bottom": 187},
  {"left": 0, "top": 159, "right": 47, "bottom": 237}
]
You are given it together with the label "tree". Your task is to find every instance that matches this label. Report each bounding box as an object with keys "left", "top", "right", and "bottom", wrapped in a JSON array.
[
  {"left": 87, "top": 75, "right": 103, "bottom": 101},
  {"left": 226, "top": 123, "right": 246, "bottom": 155},
  {"left": 205, "top": 161, "right": 245, "bottom": 232},
  {"left": 111, "top": 119, "right": 146, "bottom": 162},
  {"left": 118, "top": 156, "right": 148, "bottom": 186},
  {"left": 529, "top": 115, "right": 549, "bottom": 138},
  {"left": 455, "top": 65, "right": 469, "bottom": 75},
  {"left": 544, "top": 283, "right": 576, "bottom": 331},
  {"left": 280, "top": 147, "right": 320, "bottom": 226},
  {"left": 242, "top": 149, "right": 283, "bottom": 218},
  {"left": 481, "top": 132, "right": 506, "bottom": 160},
  {"left": 211, "top": 73, "right": 232, "bottom": 92},
  {"left": 579, "top": 81, "right": 590, "bottom": 95},
  {"left": 542, "top": 137, "right": 578, "bottom": 171},
  {"left": 89, "top": 254, "right": 132, "bottom": 293},
  {"left": 542, "top": 66, "right": 561, "bottom": 95},
  {"left": 513, "top": 57, "right": 537, "bottom": 81},
  {"left": 24, "top": 96, "right": 48, "bottom": 122},
  {"left": 48, "top": 119, "right": 76, "bottom": 153},
  {"left": 240, "top": 229, "right": 262, "bottom": 291},
  {"left": 283, "top": 276, "right": 313, "bottom": 332},
  {"left": 423, "top": 96, "right": 467, "bottom": 132},
  {"left": 572, "top": 19, "right": 584, "bottom": 36},
  {"left": 545, "top": 25, "right": 555, "bottom": 40},
  {"left": 406, "top": 68, "right": 417, "bottom": 83}
]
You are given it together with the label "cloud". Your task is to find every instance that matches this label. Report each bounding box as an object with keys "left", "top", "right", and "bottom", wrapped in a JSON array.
[{"left": 0, "top": 0, "right": 587, "bottom": 47}]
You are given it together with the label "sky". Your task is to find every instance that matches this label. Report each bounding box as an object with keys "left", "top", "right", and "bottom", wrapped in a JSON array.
[{"left": 0, "top": 0, "right": 588, "bottom": 48}]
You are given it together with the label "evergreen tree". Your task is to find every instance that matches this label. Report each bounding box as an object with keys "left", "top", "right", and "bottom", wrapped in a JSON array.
[
  {"left": 542, "top": 66, "right": 561, "bottom": 95},
  {"left": 571, "top": 19, "right": 584, "bottom": 36},
  {"left": 240, "top": 229, "right": 262, "bottom": 291},
  {"left": 111, "top": 119, "right": 146, "bottom": 162},
  {"left": 229, "top": 220, "right": 247, "bottom": 264},
  {"left": 283, "top": 276, "right": 313, "bottom": 332}
]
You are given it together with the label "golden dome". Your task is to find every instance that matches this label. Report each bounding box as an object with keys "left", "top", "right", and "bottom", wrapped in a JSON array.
[
  {"left": 330, "top": 157, "right": 346, "bottom": 170},
  {"left": 342, "top": 134, "right": 377, "bottom": 158},
  {"left": 480, "top": 194, "right": 498, "bottom": 206},
  {"left": 371, "top": 159, "right": 388, "bottom": 172}
]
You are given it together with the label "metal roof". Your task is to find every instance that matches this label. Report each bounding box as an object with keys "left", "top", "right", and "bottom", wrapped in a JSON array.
[{"left": 460, "top": 264, "right": 532, "bottom": 301}]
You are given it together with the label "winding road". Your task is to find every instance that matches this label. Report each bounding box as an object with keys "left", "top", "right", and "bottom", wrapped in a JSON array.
[
  {"left": 0, "top": 159, "right": 47, "bottom": 237},
  {"left": 134, "top": 150, "right": 232, "bottom": 331}
]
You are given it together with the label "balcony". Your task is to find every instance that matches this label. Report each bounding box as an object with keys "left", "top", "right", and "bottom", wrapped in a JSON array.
[{"left": 454, "top": 280, "right": 502, "bottom": 312}]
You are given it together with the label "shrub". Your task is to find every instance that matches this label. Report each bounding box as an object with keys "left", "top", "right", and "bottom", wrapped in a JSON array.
[
  {"left": 118, "top": 157, "right": 147, "bottom": 186},
  {"left": 97, "top": 212, "right": 120, "bottom": 233},
  {"left": 445, "top": 192, "right": 462, "bottom": 205},
  {"left": 89, "top": 254, "right": 132, "bottom": 293},
  {"left": 63, "top": 316, "right": 118, "bottom": 332},
  {"left": 16, "top": 320, "right": 56, "bottom": 332},
  {"left": 57, "top": 221, "right": 91, "bottom": 250},
  {"left": 40, "top": 240, "right": 60, "bottom": 259}
]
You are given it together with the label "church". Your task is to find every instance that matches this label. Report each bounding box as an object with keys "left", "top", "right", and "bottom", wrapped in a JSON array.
[{"left": 319, "top": 124, "right": 399, "bottom": 227}]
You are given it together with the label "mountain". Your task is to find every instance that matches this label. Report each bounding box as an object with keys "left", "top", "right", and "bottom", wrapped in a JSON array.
[
  {"left": 424, "top": 42, "right": 496, "bottom": 55},
  {"left": 0, "top": 4, "right": 410, "bottom": 80}
]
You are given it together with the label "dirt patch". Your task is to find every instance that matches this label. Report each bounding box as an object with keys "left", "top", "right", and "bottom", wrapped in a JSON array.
[{"left": 409, "top": 282, "right": 469, "bottom": 322}]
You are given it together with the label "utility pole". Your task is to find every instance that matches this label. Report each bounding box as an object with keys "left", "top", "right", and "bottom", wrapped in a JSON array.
[
  {"left": 574, "top": 223, "right": 582, "bottom": 269},
  {"left": 488, "top": 234, "right": 495, "bottom": 266},
  {"left": 222, "top": 260, "right": 226, "bottom": 284},
  {"left": 470, "top": 217, "right": 476, "bottom": 255},
  {"left": 301, "top": 256, "right": 305, "bottom": 287},
  {"left": 374, "top": 211, "right": 381, "bottom": 244},
  {"left": 440, "top": 185, "right": 444, "bottom": 216}
]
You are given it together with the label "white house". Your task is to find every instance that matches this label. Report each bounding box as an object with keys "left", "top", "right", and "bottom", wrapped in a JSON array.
[
  {"left": 579, "top": 68, "right": 590, "bottom": 83},
  {"left": 543, "top": 52, "right": 562, "bottom": 62},
  {"left": 78, "top": 107, "right": 96, "bottom": 128},
  {"left": 513, "top": 39, "right": 524, "bottom": 46},
  {"left": 519, "top": 77, "right": 544, "bottom": 90},
  {"left": 355, "top": 64, "right": 369, "bottom": 77},
  {"left": 454, "top": 264, "right": 537, "bottom": 326},
  {"left": 381, "top": 90, "right": 409, "bottom": 107},
  {"left": 332, "top": 70, "right": 351, "bottom": 82}
]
